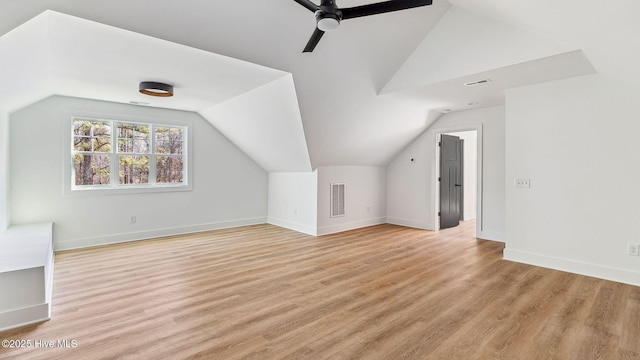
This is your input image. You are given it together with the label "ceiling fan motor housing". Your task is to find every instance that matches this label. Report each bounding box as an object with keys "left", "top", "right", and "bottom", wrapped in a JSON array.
[
  {"left": 316, "top": 5, "right": 343, "bottom": 31},
  {"left": 296, "top": 0, "right": 434, "bottom": 52}
]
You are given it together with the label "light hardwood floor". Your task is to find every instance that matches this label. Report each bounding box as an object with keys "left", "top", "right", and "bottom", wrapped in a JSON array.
[{"left": 1, "top": 221, "right": 639, "bottom": 359}]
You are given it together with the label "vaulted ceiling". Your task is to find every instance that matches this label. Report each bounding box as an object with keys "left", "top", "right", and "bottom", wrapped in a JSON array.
[{"left": 2, "top": 0, "right": 635, "bottom": 170}]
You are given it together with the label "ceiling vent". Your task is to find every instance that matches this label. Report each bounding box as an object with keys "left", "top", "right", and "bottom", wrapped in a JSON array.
[
  {"left": 129, "top": 101, "right": 150, "bottom": 106},
  {"left": 464, "top": 79, "right": 492, "bottom": 86}
]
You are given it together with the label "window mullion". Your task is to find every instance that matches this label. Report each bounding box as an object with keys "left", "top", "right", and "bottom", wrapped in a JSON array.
[
  {"left": 149, "top": 125, "right": 156, "bottom": 185},
  {"left": 112, "top": 120, "right": 118, "bottom": 187}
]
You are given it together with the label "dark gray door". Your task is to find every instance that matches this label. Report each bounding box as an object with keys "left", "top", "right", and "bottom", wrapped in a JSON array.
[{"left": 439, "top": 134, "right": 463, "bottom": 229}]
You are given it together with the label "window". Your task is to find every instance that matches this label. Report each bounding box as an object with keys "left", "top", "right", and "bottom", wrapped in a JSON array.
[{"left": 71, "top": 117, "right": 188, "bottom": 191}]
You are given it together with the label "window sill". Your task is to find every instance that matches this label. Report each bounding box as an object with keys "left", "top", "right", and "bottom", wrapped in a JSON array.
[{"left": 66, "top": 184, "right": 192, "bottom": 197}]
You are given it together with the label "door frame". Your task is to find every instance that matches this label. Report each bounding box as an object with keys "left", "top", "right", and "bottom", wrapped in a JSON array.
[{"left": 434, "top": 125, "right": 483, "bottom": 237}]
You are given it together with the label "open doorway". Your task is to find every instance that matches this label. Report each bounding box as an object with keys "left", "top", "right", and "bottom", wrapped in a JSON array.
[{"left": 436, "top": 130, "right": 478, "bottom": 230}]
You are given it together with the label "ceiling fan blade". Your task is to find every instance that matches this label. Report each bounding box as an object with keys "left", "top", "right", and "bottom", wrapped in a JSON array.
[
  {"left": 341, "top": 0, "right": 432, "bottom": 19},
  {"left": 293, "top": 0, "right": 319, "bottom": 12},
  {"left": 303, "top": 28, "right": 325, "bottom": 53}
]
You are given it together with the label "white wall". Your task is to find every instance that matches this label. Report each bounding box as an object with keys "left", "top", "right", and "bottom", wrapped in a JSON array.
[
  {"left": 0, "top": 109, "right": 8, "bottom": 230},
  {"left": 268, "top": 171, "right": 318, "bottom": 236},
  {"left": 316, "top": 166, "right": 387, "bottom": 236},
  {"left": 504, "top": 74, "right": 640, "bottom": 286},
  {"left": 268, "top": 167, "right": 386, "bottom": 237},
  {"left": 200, "top": 75, "right": 312, "bottom": 172},
  {"left": 10, "top": 96, "right": 268, "bottom": 250},
  {"left": 387, "top": 106, "right": 505, "bottom": 241}
]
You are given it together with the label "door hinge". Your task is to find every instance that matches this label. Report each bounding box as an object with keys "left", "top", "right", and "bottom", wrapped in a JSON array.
[
  {"left": 438, "top": 177, "right": 441, "bottom": 182},
  {"left": 438, "top": 212, "right": 441, "bottom": 216},
  {"left": 438, "top": 141, "right": 441, "bottom": 147}
]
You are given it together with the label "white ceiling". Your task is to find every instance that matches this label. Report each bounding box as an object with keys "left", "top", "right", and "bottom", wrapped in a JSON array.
[
  {"left": 381, "top": 6, "right": 597, "bottom": 112},
  {"left": 1, "top": 0, "right": 634, "bottom": 169},
  {"left": 0, "top": 10, "right": 312, "bottom": 172},
  {"left": 47, "top": 12, "right": 287, "bottom": 113}
]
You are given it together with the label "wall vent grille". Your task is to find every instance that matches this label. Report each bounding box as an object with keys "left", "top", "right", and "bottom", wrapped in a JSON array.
[{"left": 330, "top": 183, "right": 346, "bottom": 218}]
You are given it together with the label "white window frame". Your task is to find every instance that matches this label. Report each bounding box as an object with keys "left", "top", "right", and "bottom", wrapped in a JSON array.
[{"left": 64, "top": 112, "right": 192, "bottom": 196}]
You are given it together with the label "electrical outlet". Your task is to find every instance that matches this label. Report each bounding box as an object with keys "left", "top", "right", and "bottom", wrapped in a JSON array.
[
  {"left": 515, "top": 178, "right": 531, "bottom": 188},
  {"left": 628, "top": 243, "right": 639, "bottom": 256},
  {"left": 129, "top": 215, "right": 136, "bottom": 224}
]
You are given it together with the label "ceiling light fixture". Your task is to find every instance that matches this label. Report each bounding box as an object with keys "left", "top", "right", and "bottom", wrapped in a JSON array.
[
  {"left": 139, "top": 81, "right": 174, "bottom": 97},
  {"left": 317, "top": 13, "right": 341, "bottom": 32}
]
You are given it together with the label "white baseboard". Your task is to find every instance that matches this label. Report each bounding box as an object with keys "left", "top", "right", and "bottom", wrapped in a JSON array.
[
  {"left": 385, "top": 216, "right": 432, "bottom": 230},
  {"left": 54, "top": 217, "right": 267, "bottom": 251},
  {"left": 476, "top": 230, "right": 504, "bottom": 242},
  {"left": 317, "top": 217, "right": 386, "bottom": 236},
  {"left": 267, "top": 217, "right": 317, "bottom": 236},
  {"left": 504, "top": 248, "right": 640, "bottom": 287},
  {"left": 0, "top": 303, "right": 50, "bottom": 332}
]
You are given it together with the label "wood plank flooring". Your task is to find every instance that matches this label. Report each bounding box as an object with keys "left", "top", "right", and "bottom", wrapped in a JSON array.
[{"left": 1, "top": 221, "right": 638, "bottom": 359}]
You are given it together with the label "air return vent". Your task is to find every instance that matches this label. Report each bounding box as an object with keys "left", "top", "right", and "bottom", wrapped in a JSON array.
[
  {"left": 330, "top": 183, "right": 346, "bottom": 218},
  {"left": 464, "top": 78, "right": 491, "bottom": 86}
]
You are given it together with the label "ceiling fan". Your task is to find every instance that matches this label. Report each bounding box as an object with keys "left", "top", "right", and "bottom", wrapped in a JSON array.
[{"left": 293, "top": 0, "right": 433, "bottom": 53}]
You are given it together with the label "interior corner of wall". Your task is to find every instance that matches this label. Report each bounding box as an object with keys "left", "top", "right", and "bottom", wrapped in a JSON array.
[{"left": 0, "top": 109, "right": 8, "bottom": 230}]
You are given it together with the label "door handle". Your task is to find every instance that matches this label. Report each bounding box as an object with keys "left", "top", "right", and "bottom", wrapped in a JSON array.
[{"left": 455, "top": 184, "right": 462, "bottom": 187}]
